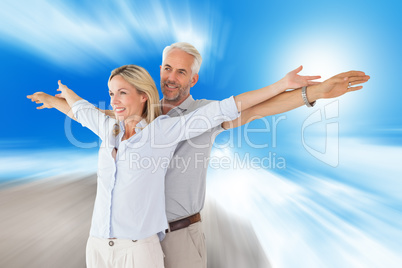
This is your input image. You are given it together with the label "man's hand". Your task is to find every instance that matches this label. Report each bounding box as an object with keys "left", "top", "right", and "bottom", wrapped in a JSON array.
[
  {"left": 223, "top": 69, "right": 370, "bottom": 130},
  {"left": 27, "top": 92, "right": 54, "bottom": 110},
  {"left": 310, "top": 71, "right": 370, "bottom": 100},
  {"left": 282, "top": 65, "right": 321, "bottom": 89}
]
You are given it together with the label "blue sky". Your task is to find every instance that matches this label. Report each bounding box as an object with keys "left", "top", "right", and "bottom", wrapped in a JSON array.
[{"left": 1, "top": 0, "right": 402, "bottom": 267}]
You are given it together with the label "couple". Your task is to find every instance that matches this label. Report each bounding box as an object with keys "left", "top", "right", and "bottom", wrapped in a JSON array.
[{"left": 27, "top": 42, "right": 370, "bottom": 268}]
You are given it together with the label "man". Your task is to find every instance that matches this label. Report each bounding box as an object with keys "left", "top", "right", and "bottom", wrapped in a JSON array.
[{"left": 28, "top": 42, "right": 370, "bottom": 268}]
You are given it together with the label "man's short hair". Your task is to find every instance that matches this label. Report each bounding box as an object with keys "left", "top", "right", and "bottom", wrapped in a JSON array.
[{"left": 162, "top": 42, "right": 202, "bottom": 76}]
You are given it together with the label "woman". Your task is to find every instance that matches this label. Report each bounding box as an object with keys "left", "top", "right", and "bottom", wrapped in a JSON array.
[
  {"left": 32, "top": 64, "right": 317, "bottom": 268},
  {"left": 54, "top": 64, "right": 240, "bottom": 268}
]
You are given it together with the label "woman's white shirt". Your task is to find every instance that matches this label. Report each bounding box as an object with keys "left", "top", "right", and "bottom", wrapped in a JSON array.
[{"left": 71, "top": 96, "right": 239, "bottom": 241}]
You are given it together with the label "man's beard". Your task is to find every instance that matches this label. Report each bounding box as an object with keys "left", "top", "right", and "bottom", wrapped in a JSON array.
[{"left": 161, "top": 80, "right": 191, "bottom": 102}]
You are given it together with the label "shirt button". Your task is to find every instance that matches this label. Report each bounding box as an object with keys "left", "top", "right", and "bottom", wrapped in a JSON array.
[{"left": 109, "top": 241, "right": 114, "bottom": 246}]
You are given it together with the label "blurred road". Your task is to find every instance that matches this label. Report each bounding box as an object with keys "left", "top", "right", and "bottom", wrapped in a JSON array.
[
  {"left": 0, "top": 175, "right": 270, "bottom": 268},
  {"left": 0, "top": 175, "right": 95, "bottom": 268}
]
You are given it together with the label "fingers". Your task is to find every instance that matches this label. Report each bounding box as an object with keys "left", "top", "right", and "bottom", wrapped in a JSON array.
[
  {"left": 348, "top": 79, "right": 370, "bottom": 86},
  {"left": 58, "top": 80, "right": 67, "bottom": 88},
  {"left": 341, "top": 71, "right": 367, "bottom": 78},
  {"left": 293, "top": 65, "right": 303, "bottom": 73},
  {"left": 290, "top": 66, "right": 322, "bottom": 81},
  {"left": 27, "top": 94, "right": 39, "bottom": 101},
  {"left": 27, "top": 94, "right": 39, "bottom": 102},
  {"left": 346, "top": 75, "right": 370, "bottom": 87},
  {"left": 57, "top": 80, "right": 64, "bottom": 91},
  {"left": 305, "top": 75, "right": 321, "bottom": 80},
  {"left": 37, "top": 105, "right": 46, "bottom": 110},
  {"left": 308, "top": 81, "right": 322, "bottom": 86},
  {"left": 347, "top": 85, "right": 363, "bottom": 92},
  {"left": 349, "top": 75, "right": 370, "bottom": 82},
  {"left": 27, "top": 93, "right": 42, "bottom": 103}
]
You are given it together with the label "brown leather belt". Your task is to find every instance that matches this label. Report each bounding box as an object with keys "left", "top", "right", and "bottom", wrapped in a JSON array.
[{"left": 166, "top": 213, "right": 201, "bottom": 233}]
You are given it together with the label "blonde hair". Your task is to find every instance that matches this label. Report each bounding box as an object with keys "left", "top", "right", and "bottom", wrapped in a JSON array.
[
  {"left": 109, "top": 65, "right": 160, "bottom": 136},
  {"left": 162, "top": 42, "right": 202, "bottom": 76}
]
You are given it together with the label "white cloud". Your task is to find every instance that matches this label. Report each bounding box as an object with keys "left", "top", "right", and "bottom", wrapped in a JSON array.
[{"left": 0, "top": 0, "right": 227, "bottom": 75}]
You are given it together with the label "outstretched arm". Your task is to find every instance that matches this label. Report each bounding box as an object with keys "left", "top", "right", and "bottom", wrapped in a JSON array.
[
  {"left": 27, "top": 80, "right": 82, "bottom": 119},
  {"left": 232, "top": 65, "right": 321, "bottom": 112},
  {"left": 27, "top": 92, "right": 76, "bottom": 120},
  {"left": 223, "top": 70, "right": 370, "bottom": 129},
  {"left": 55, "top": 80, "right": 111, "bottom": 138},
  {"left": 27, "top": 81, "right": 115, "bottom": 119}
]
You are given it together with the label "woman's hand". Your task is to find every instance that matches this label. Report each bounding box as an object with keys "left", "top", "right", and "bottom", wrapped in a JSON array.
[
  {"left": 27, "top": 81, "right": 82, "bottom": 119},
  {"left": 27, "top": 92, "right": 54, "bottom": 109},
  {"left": 282, "top": 65, "right": 321, "bottom": 90},
  {"left": 55, "top": 80, "right": 71, "bottom": 99},
  {"left": 54, "top": 80, "right": 83, "bottom": 107}
]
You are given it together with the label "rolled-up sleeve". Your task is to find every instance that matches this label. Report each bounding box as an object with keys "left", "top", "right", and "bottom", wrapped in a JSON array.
[
  {"left": 219, "top": 96, "right": 240, "bottom": 121},
  {"left": 71, "top": 99, "right": 110, "bottom": 139},
  {"left": 71, "top": 99, "right": 90, "bottom": 119}
]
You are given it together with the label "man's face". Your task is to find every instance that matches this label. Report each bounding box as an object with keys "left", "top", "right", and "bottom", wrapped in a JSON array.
[{"left": 160, "top": 48, "right": 198, "bottom": 102}]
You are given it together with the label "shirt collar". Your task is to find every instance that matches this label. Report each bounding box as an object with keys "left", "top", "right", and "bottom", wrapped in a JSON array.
[{"left": 161, "top": 95, "right": 195, "bottom": 115}]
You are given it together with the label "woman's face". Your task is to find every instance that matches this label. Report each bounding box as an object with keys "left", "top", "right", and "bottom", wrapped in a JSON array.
[{"left": 109, "top": 75, "right": 147, "bottom": 122}]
